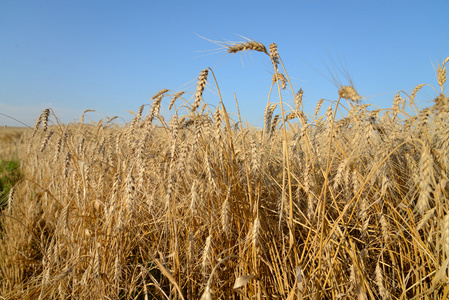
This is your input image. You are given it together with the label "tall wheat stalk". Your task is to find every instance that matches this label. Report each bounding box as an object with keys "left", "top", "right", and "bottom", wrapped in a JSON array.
[{"left": 0, "top": 41, "right": 447, "bottom": 300}]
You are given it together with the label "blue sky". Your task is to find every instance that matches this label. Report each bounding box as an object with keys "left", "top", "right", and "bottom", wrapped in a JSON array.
[{"left": 1, "top": 0, "right": 448, "bottom": 127}]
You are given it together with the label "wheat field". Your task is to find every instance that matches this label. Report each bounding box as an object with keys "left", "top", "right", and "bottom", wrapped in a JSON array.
[{"left": 1, "top": 41, "right": 448, "bottom": 299}]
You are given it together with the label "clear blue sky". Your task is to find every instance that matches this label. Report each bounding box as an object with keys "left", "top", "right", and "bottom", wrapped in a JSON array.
[{"left": 1, "top": 0, "right": 448, "bottom": 127}]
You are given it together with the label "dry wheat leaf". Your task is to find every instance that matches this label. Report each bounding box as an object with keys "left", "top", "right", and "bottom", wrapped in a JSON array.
[
  {"left": 432, "top": 257, "right": 449, "bottom": 288},
  {"left": 233, "top": 275, "right": 255, "bottom": 289},
  {"left": 200, "top": 286, "right": 213, "bottom": 300}
]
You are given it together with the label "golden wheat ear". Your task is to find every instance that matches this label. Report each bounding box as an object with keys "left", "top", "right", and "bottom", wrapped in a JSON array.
[
  {"left": 227, "top": 41, "right": 268, "bottom": 55},
  {"left": 436, "top": 55, "right": 448, "bottom": 92},
  {"left": 338, "top": 85, "right": 361, "bottom": 103},
  {"left": 192, "top": 68, "right": 208, "bottom": 112}
]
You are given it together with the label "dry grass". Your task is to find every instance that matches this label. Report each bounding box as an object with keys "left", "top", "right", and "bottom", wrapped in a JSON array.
[{"left": 0, "top": 42, "right": 449, "bottom": 299}]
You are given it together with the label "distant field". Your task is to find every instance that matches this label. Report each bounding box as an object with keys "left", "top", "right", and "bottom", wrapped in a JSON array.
[
  {"left": 0, "top": 42, "right": 448, "bottom": 299},
  {"left": 0, "top": 126, "right": 27, "bottom": 159},
  {"left": 0, "top": 126, "right": 27, "bottom": 139}
]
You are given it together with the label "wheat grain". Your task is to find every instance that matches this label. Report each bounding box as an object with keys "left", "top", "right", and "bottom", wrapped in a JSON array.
[
  {"left": 80, "top": 109, "right": 95, "bottom": 124},
  {"left": 78, "top": 137, "right": 85, "bottom": 157},
  {"left": 417, "top": 207, "right": 436, "bottom": 231},
  {"left": 204, "top": 155, "right": 217, "bottom": 190},
  {"left": 125, "top": 173, "right": 136, "bottom": 214},
  {"left": 416, "top": 145, "right": 433, "bottom": 213},
  {"left": 324, "top": 104, "right": 334, "bottom": 138},
  {"left": 164, "top": 174, "right": 174, "bottom": 209},
  {"left": 417, "top": 108, "right": 430, "bottom": 131},
  {"left": 437, "top": 64, "right": 447, "bottom": 90},
  {"left": 250, "top": 137, "right": 259, "bottom": 174},
  {"left": 190, "top": 180, "right": 198, "bottom": 211},
  {"left": 192, "top": 69, "right": 208, "bottom": 112},
  {"left": 61, "top": 204, "right": 70, "bottom": 233},
  {"left": 338, "top": 86, "right": 361, "bottom": 103},
  {"left": 169, "top": 91, "right": 185, "bottom": 110},
  {"left": 187, "top": 232, "right": 194, "bottom": 264},
  {"left": 42, "top": 108, "right": 50, "bottom": 132},
  {"left": 443, "top": 55, "right": 449, "bottom": 66},
  {"left": 264, "top": 103, "right": 277, "bottom": 135},
  {"left": 392, "top": 92, "right": 401, "bottom": 120},
  {"left": 202, "top": 235, "right": 212, "bottom": 272},
  {"left": 379, "top": 214, "right": 389, "bottom": 242},
  {"left": 151, "top": 88, "right": 169, "bottom": 100},
  {"left": 409, "top": 83, "right": 425, "bottom": 107},
  {"left": 295, "top": 88, "right": 304, "bottom": 112},
  {"left": 314, "top": 99, "right": 324, "bottom": 119},
  {"left": 54, "top": 136, "right": 63, "bottom": 162},
  {"left": 176, "top": 140, "right": 188, "bottom": 172},
  {"left": 213, "top": 106, "right": 222, "bottom": 143},
  {"left": 221, "top": 192, "right": 230, "bottom": 236},
  {"left": 40, "top": 130, "right": 53, "bottom": 152},
  {"left": 273, "top": 73, "right": 287, "bottom": 89},
  {"left": 269, "top": 43, "right": 280, "bottom": 72},
  {"left": 131, "top": 105, "right": 145, "bottom": 128},
  {"left": 375, "top": 261, "right": 390, "bottom": 299},
  {"left": 94, "top": 247, "right": 101, "bottom": 278},
  {"left": 433, "top": 94, "right": 449, "bottom": 114},
  {"left": 58, "top": 282, "right": 66, "bottom": 299},
  {"left": 148, "top": 94, "right": 163, "bottom": 124},
  {"left": 284, "top": 112, "right": 297, "bottom": 121},
  {"left": 32, "top": 113, "right": 43, "bottom": 138},
  {"left": 270, "top": 114, "right": 280, "bottom": 137},
  {"left": 114, "top": 254, "right": 121, "bottom": 283},
  {"left": 333, "top": 159, "right": 348, "bottom": 190},
  {"left": 443, "top": 214, "right": 449, "bottom": 259},
  {"left": 252, "top": 217, "right": 261, "bottom": 248},
  {"left": 64, "top": 152, "right": 71, "bottom": 178},
  {"left": 199, "top": 103, "right": 208, "bottom": 116},
  {"left": 228, "top": 41, "right": 268, "bottom": 55},
  {"left": 7, "top": 186, "right": 15, "bottom": 214}
]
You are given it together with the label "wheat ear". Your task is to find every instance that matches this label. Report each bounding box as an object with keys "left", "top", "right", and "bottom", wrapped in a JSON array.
[
  {"left": 338, "top": 86, "right": 361, "bottom": 103},
  {"left": 192, "top": 69, "right": 208, "bottom": 112},
  {"left": 228, "top": 41, "right": 268, "bottom": 55}
]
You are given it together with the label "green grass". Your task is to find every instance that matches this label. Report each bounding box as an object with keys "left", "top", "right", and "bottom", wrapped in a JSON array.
[{"left": 0, "top": 158, "right": 22, "bottom": 211}]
